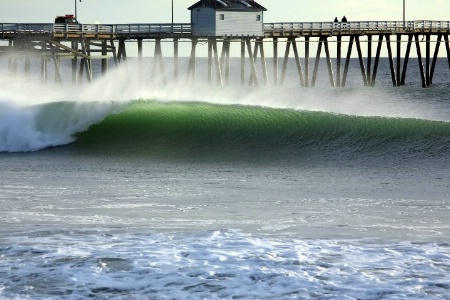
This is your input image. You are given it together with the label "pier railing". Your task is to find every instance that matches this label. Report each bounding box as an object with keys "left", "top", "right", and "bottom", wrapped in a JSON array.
[
  {"left": 2, "top": 21, "right": 450, "bottom": 39},
  {"left": 264, "top": 20, "right": 450, "bottom": 36},
  {"left": 0, "top": 23, "right": 193, "bottom": 38}
]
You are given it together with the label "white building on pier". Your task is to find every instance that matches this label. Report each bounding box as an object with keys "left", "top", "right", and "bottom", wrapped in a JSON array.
[{"left": 188, "top": 0, "right": 267, "bottom": 37}]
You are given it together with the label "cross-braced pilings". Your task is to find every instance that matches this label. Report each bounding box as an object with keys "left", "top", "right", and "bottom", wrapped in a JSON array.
[{"left": 1, "top": 21, "right": 449, "bottom": 87}]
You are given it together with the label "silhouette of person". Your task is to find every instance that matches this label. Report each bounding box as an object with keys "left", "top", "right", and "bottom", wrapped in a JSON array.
[
  {"left": 333, "top": 17, "right": 339, "bottom": 29},
  {"left": 341, "top": 16, "right": 348, "bottom": 29}
]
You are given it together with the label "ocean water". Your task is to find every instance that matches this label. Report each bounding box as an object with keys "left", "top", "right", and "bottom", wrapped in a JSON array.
[{"left": 0, "top": 57, "right": 450, "bottom": 299}]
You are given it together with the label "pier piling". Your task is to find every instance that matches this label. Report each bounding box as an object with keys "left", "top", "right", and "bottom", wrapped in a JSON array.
[
  {"left": 414, "top": 34, "right": 428, "bottom": 88},
  {"left": 356, "top": 36, "right": 368, "bottom": 86},
  {"left": 341, "top": 35, "right": 354, "bottom": 87},
  {"left": 336, "top": 36, "right": 342, "bottom": 87},
  {"left": 367, "top": 35, "right": 372, "bottom": 86},
  {"left": 400, "top": 34, "right": 412, "bottom": 85}
]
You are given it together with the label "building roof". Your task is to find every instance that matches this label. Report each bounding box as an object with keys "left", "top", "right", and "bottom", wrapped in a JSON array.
[{"left": 188, "top": 0, "right": 267, "bottom": 12}]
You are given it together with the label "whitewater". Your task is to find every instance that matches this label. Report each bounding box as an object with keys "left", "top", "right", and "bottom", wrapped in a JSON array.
[{"left": 1, "top": 59, "right": 450, "bottom": 299}]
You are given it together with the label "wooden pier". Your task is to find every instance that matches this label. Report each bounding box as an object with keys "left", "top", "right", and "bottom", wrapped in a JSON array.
[{"left": 1, "top": 20, "right": 450, "bottom": 87}]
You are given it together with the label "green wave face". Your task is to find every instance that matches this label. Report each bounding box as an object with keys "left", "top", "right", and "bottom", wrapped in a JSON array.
[{"left": 72, "top": 100, "right": 450, "bottom": 164}]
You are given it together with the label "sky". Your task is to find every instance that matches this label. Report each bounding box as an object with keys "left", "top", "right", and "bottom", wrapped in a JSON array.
[{"left": 0, "top": 0, "right": 449, "bottom": 24}]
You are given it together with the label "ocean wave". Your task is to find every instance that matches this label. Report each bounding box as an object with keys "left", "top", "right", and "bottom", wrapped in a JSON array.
[
  {"left": 1, "top": 99, "right": 449, "bottom": 165},
  {"left": 72, "top": 100, "right": 450, "bottom": 163}
]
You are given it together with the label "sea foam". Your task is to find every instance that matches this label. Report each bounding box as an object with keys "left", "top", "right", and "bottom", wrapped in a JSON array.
[{"left": 1, "top": 230, "right": 450, "bottom": 299}]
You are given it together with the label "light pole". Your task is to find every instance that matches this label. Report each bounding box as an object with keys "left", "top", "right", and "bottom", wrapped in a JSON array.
[
  {"left": 75, "top": 0, "right": 81, "bottom": 21},
  {"left": 172, "top": 0, "right": 174, "bottom": 24},
  {"left": 403, "top": 0, "right": 405, "bottom": 26}
]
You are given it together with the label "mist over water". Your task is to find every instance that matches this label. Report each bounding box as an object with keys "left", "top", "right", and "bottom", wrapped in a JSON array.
[{"left": 1, "top": 57, "right": 449, "bottom": 153}]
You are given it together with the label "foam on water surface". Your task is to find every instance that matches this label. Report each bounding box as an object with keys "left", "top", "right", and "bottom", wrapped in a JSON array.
[{"left": 1, "top": 230, "right": 450, "bottom": 299}]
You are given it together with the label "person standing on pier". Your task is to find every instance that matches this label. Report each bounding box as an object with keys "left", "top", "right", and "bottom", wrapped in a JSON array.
[{"left": 341, "top": 16, "right": 348, "bottom": 29}]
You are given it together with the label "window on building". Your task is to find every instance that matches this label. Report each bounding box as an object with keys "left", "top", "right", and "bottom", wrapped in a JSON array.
[
  {"left": 256, "top": 15, "right": 261, "bottom": 21},
  {"left": 219, "top": 14, "right": 225, "bottom": 20}
]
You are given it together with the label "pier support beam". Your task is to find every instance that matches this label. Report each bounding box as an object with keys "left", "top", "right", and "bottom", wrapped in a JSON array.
[
  {"left": 371, "top": 35, "right": 383, "bottom": 86},
  {"left": 304, "top": 37, "right": 310, "bottom": 87},
  {"left": 311, "top": 36, "right": 336, "bottom": 87},
  {"left": 273, "top": 37, "right": 278, "bottom": 86},
  {"left": 311, "top": 37, "right": 323, "bottom": 87},
  {"left": 292, "top": 38, "right": 305, "bottom": 86},
  {"left": 24, "top": 58, "right": 30, "bottom": 79},
  {"left": 366, "top": 35, "right": 372, "bottom": 85},
  {"left": 220, "top": 40, "right": 231, "bottom": 85},
  {"left": 396, "top": 34, "right": 401, "bottom": 86},
  {"left": 186, "top": 39, "right": 197, "bottom": 83},
  {"left": 355, "top": 36, "right": 368, "bottom": 86},
  {"left": 280, "top": 38, "right": 291, "bottom": 86},
  {"left": 213, "top": 39, "right": 223, "bottom": 86},
  {"left": 174, "top": 38, "right": 179, "bottom": 81},
  {"left": 117, "top": 39, "right": 127, "bottom": 63},
  {"left": 102, "top": 40, "right": 108, "bottom": 76},
  {"left": 445, "top": 35, "right": 450, "bottom": 71},
  {"left": 137, "top": 39, "right": 143, "bottom": 63},
  {"left": 258, "top": 39, "right": 269, "bottom": 85},
  {"left": 8, "top": 59, "right": 17, "bottom": 78},
  {"left": 151, "top": 38, "right": 166, "bottom": 84},
  {"left": 85, "top": 40, "right": 93, "bottom": 83},
  {"left": 137, "top": 38, "right": 143, "bottom": 81},
  {"left": 41, "top": 55, "right": 48, "bottom": 84},
  {"left": 336, "top": 35, "right": 342, "bottom": 87},
  {"left": 426, "top": 34, "right": 431, "bottom": 85},
  {"left": 41, "top": 41, "right": 48, "bottom": 84},
  {"left": 250, "top": 39, "right": 268, "bottom": 86},
  {"left": 430, "top": 34, "right": 442, "bottom": 85},
  {"left": 225, "top": 41, "right": 231, "bottom": 85},
  {"left": 8, "top": 40, "right": 17, "bottom": 78},
  {"left": 323, "top": 37, "right": 335, "bottom": 87},
  {"left": 342, "top": 35, "right": 354, "bottom": 87},
  {"left": 400, "top": 34, "right": 413, "bottom": 85},
  {"left": 77, "top": 39, "right": 92, "bottom": 84},
  {"left": 385, "top": 35, "right": 397, "bottom": 86},
  {"left": 71, "top": 41, "right": 78, "bottom": 84},
  {"left": 414, "top": 34, "right": 428, "bottom": 88},
  {"left": 110, "top": 39, "right": 118, "bottom": 65},
  {"left": 77, "top": 44, "right": 85, "bottom": 84},
  {"left": 208, "top": 39, "right": 213, "bottom": 85},
  {"left": 246, "top": 39, "right": 258, "bottom": 86},
  {"left": 24, "top": 55, "right": 31, "bottom": 81},
  {"left": 241, "top": 39, "right": 245, "bottom": 85},
  {"left": 52, "top": 48, "right": 62, "bottom": 85}
]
